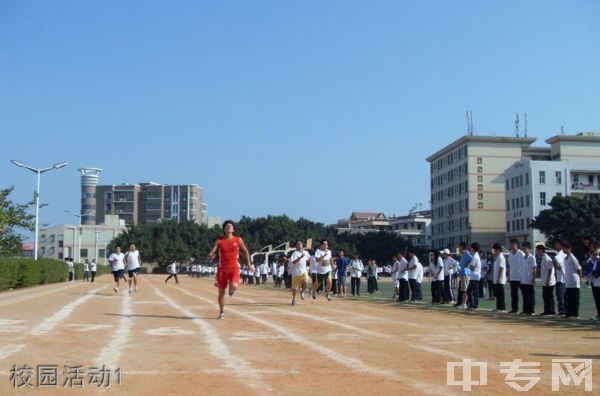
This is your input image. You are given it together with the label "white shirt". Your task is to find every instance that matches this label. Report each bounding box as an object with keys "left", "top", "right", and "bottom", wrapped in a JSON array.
[
  {"left": 443, "top": 257, "right": 457, "bottom": 276},
  {"left": 520, "top": 253, "right": 537, "bottom": 285},
  {"left": 493, "top": 254, "right": 507, "bottom": 285},
  {"left": 554, "top": 251, "right": 566, "bottom": 284},
  {"left": 315, "top": 249, "right": 333, "bottom": 274},
  {"left": 261, "top": 263, "right": 269, "bottom": 275},
  {"left": 109, "top": 252, "right": 125, "bottom": 271},
  {"left": 415, "top": 261, "right": 424, "bottom": 283},
  {"left": 90, "top": 261, "right": 97, "bottom": 272},
  {"left": 168, "top": 262, "right": 178, "bottom": 274},
  {"left": 564, "top": 254, "right": 581, "bottom": 288},
  {"left": 271, "top": 263, "right": 277, "bottom": 275},
  {"left": 125, "top": 250, "right": 141, "bottom": 270},
  {"left": 430, "top": 257, "right": 444, "bottom": 281},
  {"left": 350, "top": 259, "right": 364, "bottom": 278},
  {"left": 540, "top": 253, "right": 555, "bottom": 286},
  {"left": 277, "top": 264, "right": 285, "bottom": 277},
  {"left": 290, "top": 249, "right": 310, "bottom": 277},
  {"left": 508, "top": 250, "right": 525, "bottom": 282},
  {"left": 407, "top": 256, "right": 419, "bottom": 280},
  {"left": 469, "top": 253, "right": 482, "bottom": 281},
  {"left": 83, "top": 262, "right": 90, "bottom": 271}
]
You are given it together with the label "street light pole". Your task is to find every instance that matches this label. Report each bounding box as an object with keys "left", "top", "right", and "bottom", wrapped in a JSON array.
[
  {"left": 10, "top": 160, "right": 68, "bottom": 260},
  {"left": 65, "top": 210, "right": 94, "bottom": 263}
]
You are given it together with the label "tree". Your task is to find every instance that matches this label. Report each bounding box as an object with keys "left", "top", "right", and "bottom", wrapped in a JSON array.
[
  {"left": 0, "top": 187, "right": 34, "bottom": 256},
  {"left": 531, "top": 195, "right": 600, "bottom": 259}
]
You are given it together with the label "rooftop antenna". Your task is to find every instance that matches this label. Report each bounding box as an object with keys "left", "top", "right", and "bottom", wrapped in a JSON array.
[
  {"left": 466, "top": 110, "right": 474, "bottom": 136},
  {"left": 561, "top": 125, "right": 565, "bottom": 135},
  {"left": 515, "top": 113, "right": 520, "bottom": 137},
  {"left": 524, "top": 113, "right": 528, "bottom": 137}
]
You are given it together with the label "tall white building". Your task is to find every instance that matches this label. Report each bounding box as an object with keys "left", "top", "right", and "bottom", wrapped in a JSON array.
[
  {"left": 505, "top": 133, "right": 600, "bottom": 243},
  {"left": 427, "top": 135, "right": 536, "bottom": 250}
]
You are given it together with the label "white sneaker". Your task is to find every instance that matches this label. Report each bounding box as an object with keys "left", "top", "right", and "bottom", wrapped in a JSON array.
[
  {"left": 217, "top": 312, "right": 225, "bottom": 320},
  {"left": 113, "top": 287, "right": 118, "bottom": 293},
  {"left": 460, "top": 304, "right": 467, "bottom": 309},
  {"left": 134, "top": 287, "right": 138, "bottom": 292},
  {"left": 129, "top": 289, "right": 133, "bottom": 294}
]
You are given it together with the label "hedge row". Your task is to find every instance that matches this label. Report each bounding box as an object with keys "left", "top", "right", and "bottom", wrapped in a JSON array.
[{"left": 0, "top": 258, "right": 110, "bottom": 292}]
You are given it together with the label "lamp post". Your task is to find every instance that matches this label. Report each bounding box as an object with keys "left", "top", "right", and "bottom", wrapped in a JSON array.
[
  {"left": 10, "top": 160, "right": 68, "bottom": 260},
  {"left": 65, "top": 210, "right": 95, "bottom": 263},
  {"left": 65, "top": 226, "right": 77, "bottom": 260}
]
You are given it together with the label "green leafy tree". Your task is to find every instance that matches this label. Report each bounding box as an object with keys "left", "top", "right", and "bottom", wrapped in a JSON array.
[
  {"left": 0, "top": 187, "right": 34, "bottom": 256},
  {"left": 531, "top": 195, "right": 600, "bottom": 259}
]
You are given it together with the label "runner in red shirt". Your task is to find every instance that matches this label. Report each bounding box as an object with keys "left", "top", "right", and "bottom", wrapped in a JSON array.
[{"left": 208, "top": 220, "right": 253, "bottom": 319}]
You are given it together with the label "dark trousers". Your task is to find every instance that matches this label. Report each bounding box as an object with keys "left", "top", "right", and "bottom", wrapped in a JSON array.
[
  {"left": 487, "top": 279, "right": 495, "bottom": 298},
  {"left": 261, "top": 274, "right": 267, "bottom": 284},
  {"left": 408, "top": 279, "right": 417, "bottom": 301},
  {"left": 479, "top": 277, "right": 486, "bottom": 298},
  {"left": 91, "top": 271, "right": 96, "bottom": 282},
  {"left": 565, "top": 287, "right": 580, "bottom": 317},
  {"left": 467, "top": 280, "right": 480, "bottom": 308},
  {"left": 510, "top": 280, "right": 521, "bottom": 312},
  {"left": 542, "top": 285, "right": 555, "bottom": 314},
  {"left": 520, "top": 284, "right": 535, "bottom": 314},
  {"left": 592, "top": 286, "right": 600, "bottom": 318},
  {"left": 351, "top": 277, "right": 361, "bottom": 296},
  {"left": 443, "top": 277, "right": 454, "bottom": 302},
  {"left": 332, "top": 279, "right": 338, "bottom": 294},
  {"left": 432, "top": 280, "right": 443, "bottom": 303},
  {"left": 416, "top": 282, "right": 422, "bottom": 300},
  {"left": 367, "top": 277, "right": 378, "bottom": 294},
  {"left": 398, "top": 279, "right": 409, "bottom": 301},
  {"left": 494, "top": 284, "right": 505, "bottom": 311},
  {"left": 272, "top": 275, "right": 277, "bottom": 285},
  {"left": 165, "top": 273, "right": 179, "bottom": 283},
  {"left": 555, "top": 282, "right": 566, "bottom": 315}
]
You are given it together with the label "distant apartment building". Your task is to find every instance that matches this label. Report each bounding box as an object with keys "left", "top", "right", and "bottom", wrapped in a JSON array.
[
  {"left": 335, "top": 211, "right": 432, "bottom": 248},
  {"left": 95, "top": 182, "right": 206, "bottom": 226},
  {"left": 505, "top": 133, "right": 600, "bottom": 244},
  {"left": 426, "top": 136, "right": 537, "bottom": 250}
]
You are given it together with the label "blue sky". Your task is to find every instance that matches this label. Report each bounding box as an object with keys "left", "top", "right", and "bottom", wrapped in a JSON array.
[{"left": 1, "top": 0, "right": 599, "bottom": 237}]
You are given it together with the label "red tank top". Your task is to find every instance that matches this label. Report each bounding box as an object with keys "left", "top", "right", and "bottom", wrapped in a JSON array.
[{"left": 217, "top": 236, "right": 241, "bottom": 270}]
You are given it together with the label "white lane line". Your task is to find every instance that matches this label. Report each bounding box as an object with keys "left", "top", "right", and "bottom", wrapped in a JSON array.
[
  {"left": 66, "top": 324, "right": 114, "bottom": 332},
  {"left": 175, "top": 287, "right": 453, "bottom": 396},
  {"left": 151, "top": 285, "right": 269, "bottom": 394},
  {"left": 0, "top": 344, "right": 25, "bottom": 359},
  {"left": 29, "top": 286, "right": 106, "bottom": 336},
  {"left": 0, "top": 282, "right": 82, "bottom": 307},
  {"left": 95, "top": 292, "right": 133, "bottom": 368}
]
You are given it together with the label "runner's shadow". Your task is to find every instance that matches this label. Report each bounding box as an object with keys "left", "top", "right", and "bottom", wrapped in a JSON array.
[{"left": 104, "top": 313, "right": 214, "bottom": 320}]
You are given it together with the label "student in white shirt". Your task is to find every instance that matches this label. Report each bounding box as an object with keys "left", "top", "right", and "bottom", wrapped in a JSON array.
[
  {"left": 507, "top": 239, "right": 525, "bottom": 314},
  {"left": 586, "top": 242, "right": 600, "bottom": 320},
  {"left": 441, "top": 249, "right": 457, "bottom": 303},
  {"left": 164, "top": 261, "right": 179, "bottom": 284},
  {"left": 563, "top": 241, "right": 583, "bottom": 318},
  {"left": 108, "top": 245, "right": 126, "bottom": 293},
  {"left": 520, "top": 242, "right": 537, "bottom": 315},
  {"left": 406, "top": 248, "right": 420, "bottom": 302},
  {"left": 491, "top": 243, "right": 506, "bottom": 312},
  {"left": 553, "top": 240, "right": 567, "bottom": 316},
  {"left": 290, "top": 240, "right": 310, "bottom": 305},
  {"left": 276, "top": 262, "right": 285, "bottom": 288},
  {"left": 415, "top": 258, "right": 424, "bottom": 300},
  {"left": 467, "top": 243, "right": 482, "bottom": 310},
  {"left": 391, "top": 256, "right": 402, "bottom": 299},
  {"left": 124, "top": 243, "right": 142, "bottom": 294},
  {"left": 350, "top": 255, "right": 364, "bottom": 297},
  {"left": 311, "top": 240, "right": 334, "bottom": 301},
  {"left": 537, "top": 245, "right": 556, "bottom": 315},
  {"left": 90, "top": 259, "right": 97, "bottom": 283},
  {"left": 83, "top": 259, "right": 90, "bottom": 282},
  {"left": 260, "top": 261, "right": 269, "bottom": 284},
  {"left": 430, "top": 251, "right": 444, "bottom": 303},
  {"left": 271, "top": 261, "right": 278, "bottom": 285}
]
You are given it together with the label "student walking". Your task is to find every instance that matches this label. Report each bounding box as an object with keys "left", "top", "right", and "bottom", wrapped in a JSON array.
[
  {"left": 164, "top": 261, "right": 179, "bottom": 284},
  {"left": 90, "top": 259, "right": 97, "bottom": 283},
  {"left": 350, "top": 255, "right": 364, "bottom": 297}
]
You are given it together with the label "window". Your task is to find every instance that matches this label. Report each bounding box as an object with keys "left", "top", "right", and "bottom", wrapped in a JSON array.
[
  {"left": 477, "top": 184, "right": 483, "bottom": 191},
  {"left": 555, "top": 171, "right": 562, "bottom": 185},
  {"left": 540, "top": 192, "right": 546, "bottom": 206},
  {"left": 506, "top": 180, "right": 509, "bottom": 190},
  {"left": 98, "top": 249, "right": 106, "bottom": 258},
  {"left": 478, "top": 176, "right": 483, "bottom": 182},
  {"left": 507, "top": 221, "right": 510, "bottom": 232},
  {"left": 526, "top": 195, "right": 530, "bottom": 207},
  {"left": 519, "top": 175, "right": 523, "bottom": 187},
  {"left": 520, "top": 218, "right": 524, "bottom": 230},
  {"left": 526, "top": 218, "right": 530, "bottom": 229},
  {"left": 478, "top": 193, "right": 483, "bottom": 200},
  {"left": 477, "top": 157, "right": 482, "bottom": 164},
  {"left": 506, "top": 200, "right": 510, "bottom": 210},
  {"left": 80, "top": 249, "right": 88, "bottom": 258},
  {"left": 511, "top": 178, "right": 515, "bottom": 189},
  {"left": 520, "top": 197, "right": 524, "bottom": 208},
  {"left": 478, "top": 202, "right": 483, "bottom": 209},
  {"left": 539, "top": 171, "right": 546, "bottom": 184},
  {"left": 58, "top": 240, "right": 63, "bottom": 248},
  {"left": 477, "top": 166, "right": 483, "bottom": 173},
  {"left": 525, "top": 172, "right": 529, "bottom": 185}
]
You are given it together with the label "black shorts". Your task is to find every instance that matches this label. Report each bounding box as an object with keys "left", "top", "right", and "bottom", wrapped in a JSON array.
[
  {"left": 112, "top": 269, "right": 125, "bottom": 282},
  {"left": 128, "top": 268, "right": 141, "bottom": 278}
]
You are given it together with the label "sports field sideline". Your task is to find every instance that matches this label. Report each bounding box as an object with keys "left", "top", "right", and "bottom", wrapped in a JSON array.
[{"left": 1, "top": 275, "right": 598, "bottom": 395}]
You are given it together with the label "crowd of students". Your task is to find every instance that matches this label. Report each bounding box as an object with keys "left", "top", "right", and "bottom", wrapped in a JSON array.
[{"left": 421, "top": 238, "right": 600, "bottom": 320}]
